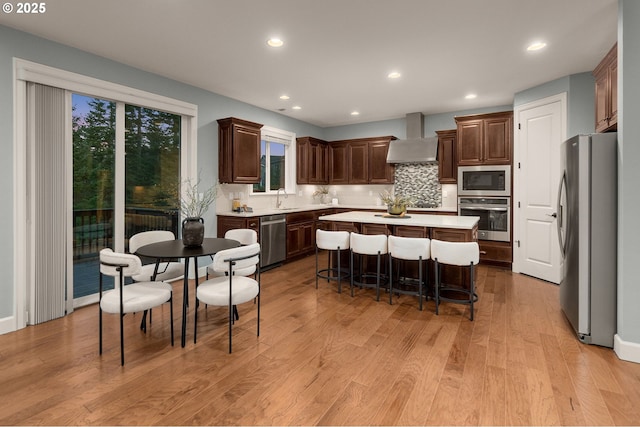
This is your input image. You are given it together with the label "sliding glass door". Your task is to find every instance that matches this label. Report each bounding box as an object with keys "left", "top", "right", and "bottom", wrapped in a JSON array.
[{"left": 72, "top": 94, "right": 181, "bottom": 303}]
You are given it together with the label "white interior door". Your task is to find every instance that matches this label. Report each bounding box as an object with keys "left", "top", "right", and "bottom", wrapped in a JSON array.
[{"left": 513, "top": 93, "right": 566, "bottom": 283}]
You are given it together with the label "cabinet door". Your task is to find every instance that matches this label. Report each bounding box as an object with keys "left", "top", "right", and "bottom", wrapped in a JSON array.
[
  {"left": 329, "top": 142, "right": 349, "bottom": 184},
  {"left": 594, "top": 70, "right": 610, "bottom": 132},
  {"left": 593, "top": 43, "right": 617, "bottom": 133},
  {"left": 349, "top": 141, "right": 369, "bottom": 184},
  {"left": 309, "top": 140, "right": 328, "bottom": 184},
  {"left": 456, "top": 119, "right": 483, "bottom": 165},
  {"left": 317, "top": 143, "right": 328, "bottom": 184},
  {"left": 296, "top": 139, "right": 309, "bottom": 184},
  {"left": 478, "top": 240, "right": 512, "bottom": 265},
  {"left": 217, "top": 117, "right": 262, "bottom": 184},
  {"left": 286, "top": 221, "right": 315, "bottom": 259},
  {"left": 368, "top": 140, "right": 395, "bottom": 184},
  {"left": 217, "top": 216, "right": 247, "bottom": 238},
  {"left": 232, "top": 124, "right": 261, "bottom": 183},
  {"left": 436, "top": 129, "right": 457, "bottom": 183},
  {"left": 483, "top": 115, "right": 512, "bottom": 164},
  {"left": 608, "top": 59, "right": 618, "bottom": 129}
]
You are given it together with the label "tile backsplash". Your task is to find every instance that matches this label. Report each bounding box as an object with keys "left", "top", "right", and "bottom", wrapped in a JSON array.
[
  {"left": 393, "top": 163, "right": 442, "bottom": 207},
  {"left": 216, "top": 164, "right": 458, "bottom": 212}
]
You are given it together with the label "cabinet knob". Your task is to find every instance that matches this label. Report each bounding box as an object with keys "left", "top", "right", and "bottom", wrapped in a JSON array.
[{"left": 480, "top": 250, "right": 488, "bottom": 255}]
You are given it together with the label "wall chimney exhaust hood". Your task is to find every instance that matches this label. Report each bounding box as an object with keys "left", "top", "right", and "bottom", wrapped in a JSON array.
[{"left": 386, "top": 112, "right": 438, "bottom": 163}]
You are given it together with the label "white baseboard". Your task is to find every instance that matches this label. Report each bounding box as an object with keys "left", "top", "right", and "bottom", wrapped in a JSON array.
[
  {"left": 614, "top": 334, "right": 640, "bottom": 364},
  {"left": 0, "top": 315, "right": 17, "bottom": 336}
]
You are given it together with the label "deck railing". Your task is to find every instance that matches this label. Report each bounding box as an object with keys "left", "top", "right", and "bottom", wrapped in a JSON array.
[{"left": 73, "top": 207, "right": 179, "bottom": 259}]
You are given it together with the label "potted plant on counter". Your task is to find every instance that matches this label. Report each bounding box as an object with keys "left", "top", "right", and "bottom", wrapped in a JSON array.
[
  {"left": 180, "top": 177, "right": 218, "bottom": 247},
  {"left": 379, "top": 190, "right": 414, "bottom": 216},
  {"left": 312, "top": 186, "right": 330, "bottom": 204}
]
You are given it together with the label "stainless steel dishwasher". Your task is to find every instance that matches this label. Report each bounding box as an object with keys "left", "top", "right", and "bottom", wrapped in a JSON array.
[{"left": 260, "top": 214, "right": 286, "bottom": 269}]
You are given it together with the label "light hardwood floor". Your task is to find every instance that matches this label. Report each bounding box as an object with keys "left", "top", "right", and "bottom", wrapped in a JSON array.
[{"left": 1, "top": 253, "right": 639, "bottom": 426}]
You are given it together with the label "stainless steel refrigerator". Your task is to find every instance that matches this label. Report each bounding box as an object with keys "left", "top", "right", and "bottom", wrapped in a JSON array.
[{"left": 557, "top": 133, "right": 617, "bottom": 348}]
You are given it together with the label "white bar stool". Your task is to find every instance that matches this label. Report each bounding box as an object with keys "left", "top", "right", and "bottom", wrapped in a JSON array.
[
  {"left": 431, "top": 239, "right": 480, "bottom": 321},
  {"left": 388, "top": 235, "right": 431, "bottom": 310},
  {"left": 315, "top": 229, "right": 351, "bottom": 293},
  {"left": 350, "top": 232, "right": 388, "bottom": 301}
]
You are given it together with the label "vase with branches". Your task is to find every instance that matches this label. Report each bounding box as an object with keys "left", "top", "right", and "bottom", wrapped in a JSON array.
[
  {"left": 312, "top": 186, "right": 330, "bottom": 204},
  {"left": 180, "top": 177, "right": 218, "bottom": 247}
]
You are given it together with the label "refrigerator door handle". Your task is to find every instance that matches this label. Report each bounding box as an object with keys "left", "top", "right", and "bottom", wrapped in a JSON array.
[{"left": 557, "top": 172, "right": 567, "bottom": 257}]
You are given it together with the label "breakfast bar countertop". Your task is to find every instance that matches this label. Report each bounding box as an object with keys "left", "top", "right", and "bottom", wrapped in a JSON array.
[
  {"left": 216, "top": 204, "right": 458, "bottom": 218},
  {"left": 318, "top": 210, "right": 479, "bottom": 230}
]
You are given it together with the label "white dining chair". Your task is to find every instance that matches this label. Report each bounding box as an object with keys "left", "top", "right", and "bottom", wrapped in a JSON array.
[
  {"left": 99, "top": 248, "right": 174, "bottom": 365},
  {"left": 194, "top": 243, "right": 261, "bottom": 353}
]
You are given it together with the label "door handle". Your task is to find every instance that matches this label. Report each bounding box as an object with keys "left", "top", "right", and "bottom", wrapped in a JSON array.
[{"left": 547, "top": 213, "right": 557, "bottom": 218}]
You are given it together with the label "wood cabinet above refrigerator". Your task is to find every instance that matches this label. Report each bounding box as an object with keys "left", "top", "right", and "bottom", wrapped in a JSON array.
[{"left": 593, "top": 43, "right": 617, "bottom": 133}]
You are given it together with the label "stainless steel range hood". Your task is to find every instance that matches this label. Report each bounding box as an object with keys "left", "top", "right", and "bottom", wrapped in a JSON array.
[{"left": 386, "top": 112, "right": 438, "bottom": 163}]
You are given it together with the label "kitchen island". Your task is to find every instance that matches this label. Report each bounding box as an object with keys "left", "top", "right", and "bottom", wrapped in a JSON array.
[
  {"left": 317, "top": 210, "right": 479, "bottom": 241},
  {"left": 318, "top": 211, "right": 480, "bottom": 299}
]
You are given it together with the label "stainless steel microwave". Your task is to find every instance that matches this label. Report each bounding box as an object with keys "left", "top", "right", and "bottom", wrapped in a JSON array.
[{"left": 458, "top": 165, "right": 511, "bottom": 197}]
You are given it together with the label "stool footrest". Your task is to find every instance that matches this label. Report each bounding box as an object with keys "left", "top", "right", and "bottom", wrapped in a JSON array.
[{"left": 438, "top": 286, "right": 478, "bottom": 304}]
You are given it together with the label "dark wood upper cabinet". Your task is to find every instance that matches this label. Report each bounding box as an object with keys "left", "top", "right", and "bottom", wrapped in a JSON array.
[
  {"left": 296, "top": 138, "right": 309, "bottom": 184},
  {"left": 217, "top": 117, "right": 263, "bottom": 183},
  {"left": 329, "top": 136, "right": 395, "bottom": 184},
  {"left": 329, "top": 141, "right": 349, "bottom": 184},
  {"left": 594, "top": 43, "right": 617, "bottom": 133},
  {"left": 348, "top": 141, "right": 369, "bottom": 184},
  {"left": 368, "top": 137, "right": 395, "bottom": 184},
  {"left": 296, "top": 136, "right": 328, "bottom": 185},
  {"left": 455, "top": 111, "right": 513, "bottom": 166},
  {"left": 435, "top": 129, "right": 457, "bottom": 183}
]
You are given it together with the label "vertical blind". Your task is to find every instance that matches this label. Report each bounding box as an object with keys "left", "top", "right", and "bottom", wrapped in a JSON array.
[{"left": 28, "top": 83, "right": 67, "bottom": 324}]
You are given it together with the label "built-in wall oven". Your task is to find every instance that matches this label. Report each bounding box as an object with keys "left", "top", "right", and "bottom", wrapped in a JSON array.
[
  {"left": 458, "top": 197, "right": 510, "bottom": 242},
  {"left": 458, "top": 165, "right": 511, "bottom": 197}
]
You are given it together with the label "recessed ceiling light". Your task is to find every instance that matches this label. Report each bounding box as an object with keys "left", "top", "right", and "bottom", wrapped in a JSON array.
[
  {"left": 465, "top": 93, "right": 477, "bottom": 100},
  {"left": 279, "top": 95, "right": 290, "bottom": 100},
  {"left": 527, "top": 41, "right": 547, "bottom": 51},
  {"left": 350, "top": 111, "right": 360, "bottom": 116},
  {"left": 387, "top": 71, "right": 401, "bottom": 79},
  {"left": 292, "top": 105, "right": 301, "bottom": 110},
  {"left": 267, "top": 38, "right": 284, "bottom": 48}
]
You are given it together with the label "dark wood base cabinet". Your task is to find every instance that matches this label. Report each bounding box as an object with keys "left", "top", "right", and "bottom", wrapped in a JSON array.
[
  {"left": 478, "top": 240, "right": 512, "bottom": 268},
  {"left": 217, "top": 215, "right": 260, "bottom": 241}
]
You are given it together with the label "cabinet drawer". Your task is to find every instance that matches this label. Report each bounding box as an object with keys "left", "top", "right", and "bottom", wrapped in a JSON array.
[{"left": 286, "top": 211, "right": 315, "bottom": 224}]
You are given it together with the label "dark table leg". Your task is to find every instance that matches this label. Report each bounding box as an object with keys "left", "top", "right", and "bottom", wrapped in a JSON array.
[
  {"left": 181, "top": 257, "right": 189, "bottom": 348},
  {"left": 140, "top": 259, "right": 162, "bottom": 331}
]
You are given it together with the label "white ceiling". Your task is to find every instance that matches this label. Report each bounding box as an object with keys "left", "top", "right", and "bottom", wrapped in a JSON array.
[{"left": 0, "top": 0, "right": 618, "bottom": 127}]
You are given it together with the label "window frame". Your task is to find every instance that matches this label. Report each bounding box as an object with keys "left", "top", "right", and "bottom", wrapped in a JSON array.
[{"left": 250, "top": 125, "right": 296, "bottom": 196}]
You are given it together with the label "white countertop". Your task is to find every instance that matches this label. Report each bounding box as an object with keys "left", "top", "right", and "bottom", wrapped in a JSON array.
[
  {"left": 216, "top": 204, "right": 457, "bottom": 218},
  {"left": 318, "top": 210, "right": 479, "bottom": 230}
]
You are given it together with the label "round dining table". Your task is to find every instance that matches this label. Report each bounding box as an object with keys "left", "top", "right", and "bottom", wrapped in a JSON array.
[{"left": 135, "top": 237, "right": 241, "bottom": 347}]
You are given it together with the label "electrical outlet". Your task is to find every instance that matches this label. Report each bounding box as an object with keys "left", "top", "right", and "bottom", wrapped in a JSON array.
[{"left": 369, "top": 190, "right": 373, "bottom": 196}]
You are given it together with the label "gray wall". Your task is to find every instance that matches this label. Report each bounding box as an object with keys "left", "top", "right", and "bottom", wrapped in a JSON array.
[
  {"left": 323, "top": 105, "right": 513, "bottom": 142},
  {"left": 0, "top": 24, "right": 323, "bottom": 319},
  {"left": 514, "top": 72, "right": 596, "bottom": 138},
  {"left": 618, "top": 0, "right": 640, "bottom": 347}
]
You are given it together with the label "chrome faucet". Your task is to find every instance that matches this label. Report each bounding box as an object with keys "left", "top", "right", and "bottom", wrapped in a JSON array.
[{"left": 276, "top": 188, "right": 287, "bottom": 208}]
